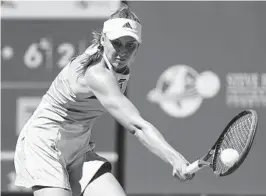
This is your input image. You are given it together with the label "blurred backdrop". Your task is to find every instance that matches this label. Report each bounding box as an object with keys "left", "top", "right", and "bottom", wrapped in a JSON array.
[{"left": 1, "top": 1, "right": 266, "bottom": 196}]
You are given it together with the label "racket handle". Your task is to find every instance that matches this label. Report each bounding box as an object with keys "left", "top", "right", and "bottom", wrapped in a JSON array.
[{"left": 185, "top": 160, "right": 203, "bottom": 174}]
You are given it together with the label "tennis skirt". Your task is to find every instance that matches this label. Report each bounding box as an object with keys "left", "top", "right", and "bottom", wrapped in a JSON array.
[{"left": 14, "top": 134, "right": 111, "bottom": 195}]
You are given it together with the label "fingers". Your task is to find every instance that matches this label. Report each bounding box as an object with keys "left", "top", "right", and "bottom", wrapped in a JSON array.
[
  {"left": 182, "top": 163, "right": 195, "bottom": 180},
  {"left": 173, "top": 165, "right": 195, "bottom": 182},
  {"left": 184, "top": 172, "right": 195, "bottom": 180},
  {"left": 174, "top": 172, "right": 193, "bottom": 182},
  {"left": 173, "top": 171, "right": 187, "bottom": 182}
]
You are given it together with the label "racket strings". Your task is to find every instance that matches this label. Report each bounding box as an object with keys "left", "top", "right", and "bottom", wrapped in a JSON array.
[{"left": 214, "top": 114, "right": 254, "bottom": 174}]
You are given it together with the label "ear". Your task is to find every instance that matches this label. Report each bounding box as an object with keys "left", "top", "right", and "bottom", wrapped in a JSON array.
[
  {"left": 100, "top": 35, "right": 105, "bottom": 45},
  {"left": 136, "top": 43, "right": 140, "bottom": 50}
]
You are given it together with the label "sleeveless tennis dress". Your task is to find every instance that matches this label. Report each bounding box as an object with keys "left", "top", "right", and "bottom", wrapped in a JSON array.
[{"left": 14, "top": 52, "right": 130, "bottom": 194}]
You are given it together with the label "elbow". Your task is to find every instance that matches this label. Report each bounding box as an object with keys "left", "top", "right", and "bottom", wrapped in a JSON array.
[
  {"left": 101, "top": 95, "right": 147, "bottom": 134},
  {"left": 130, "top": 121, "right": 151, "bottom": 138}
]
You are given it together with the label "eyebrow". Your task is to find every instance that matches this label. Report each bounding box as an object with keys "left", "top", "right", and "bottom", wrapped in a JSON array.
[{"left": 127, "top": 41, "right": 138, "bottom": 44}]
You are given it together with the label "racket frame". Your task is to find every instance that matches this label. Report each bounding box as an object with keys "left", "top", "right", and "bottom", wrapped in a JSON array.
[
  {"left": 185, "top": 109, "right": 258, "bottom": 176},
  {"left": 213, "top": 109, "right": 258, "bottom": 176}
]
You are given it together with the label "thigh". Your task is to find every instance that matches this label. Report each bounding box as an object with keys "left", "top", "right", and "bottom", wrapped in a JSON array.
[
  {"left": 33, "top": 186, "right": 72, "bottom": 196},
  {"left": 68, "top": 151, "right": 112, "bottom": 196},
  {"left": 83, "top": 172, "right": 127, "bottom": 196}
]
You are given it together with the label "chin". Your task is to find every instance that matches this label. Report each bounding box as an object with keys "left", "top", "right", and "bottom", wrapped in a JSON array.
[
  {"left": 113, "top": 62, "right": 126, "bottom": 68},
  {"left": 118, "top": 63, "right": 127, "bottom": 68},
  {"left": 111, "top": 62, "right": 119, "bottom": 68}
]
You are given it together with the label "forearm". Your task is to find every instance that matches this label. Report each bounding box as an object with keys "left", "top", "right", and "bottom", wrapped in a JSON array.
[
  {"left": 134, "top": 122, "right": 184, "bottom": 166},
  {"left": 104, "top": 96, "right": 185, "bottom": 165}
]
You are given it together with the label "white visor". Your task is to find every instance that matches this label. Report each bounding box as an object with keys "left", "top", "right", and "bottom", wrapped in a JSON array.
[{"left": 103, "top": 18, "right": 142, "bottom": 43}]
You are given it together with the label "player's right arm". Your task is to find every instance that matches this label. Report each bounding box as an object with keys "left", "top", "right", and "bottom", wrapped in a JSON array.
[{"left": 74, "top": 62, "right": 193, "bottom": 181}]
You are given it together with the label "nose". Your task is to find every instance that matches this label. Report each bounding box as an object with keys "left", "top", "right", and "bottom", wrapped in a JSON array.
[{"left": 117, "top": 46, "right": 128, "bottom": 55}]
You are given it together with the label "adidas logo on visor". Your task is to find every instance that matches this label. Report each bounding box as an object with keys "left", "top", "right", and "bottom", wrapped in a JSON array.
[{"left": 123, "top": 22, "right": 133, "bottom": 29}]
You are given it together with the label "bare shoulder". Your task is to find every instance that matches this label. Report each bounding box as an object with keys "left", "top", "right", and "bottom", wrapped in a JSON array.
[
  {"left": 72, "top": 58, "right": 118, "bottom": 96},
  {"left": 84, "top": 62, "right": 113, "bottom": 87}
]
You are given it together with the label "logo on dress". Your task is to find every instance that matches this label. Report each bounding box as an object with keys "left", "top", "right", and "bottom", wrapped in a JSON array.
[{"left": 118, "top": 79, "right": 126, "bottom": 89}]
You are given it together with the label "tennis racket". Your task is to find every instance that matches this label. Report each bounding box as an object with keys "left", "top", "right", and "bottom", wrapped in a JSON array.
[{"left": 185, "top": 109, "right": 258, "bottom": 177}]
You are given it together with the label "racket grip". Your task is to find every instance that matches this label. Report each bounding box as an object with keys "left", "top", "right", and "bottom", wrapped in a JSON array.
[{"left": 185, "top": 160, "right": 202, "bottom": 174}]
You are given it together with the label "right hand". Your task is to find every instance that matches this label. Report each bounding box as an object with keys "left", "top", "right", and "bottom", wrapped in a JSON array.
[{"left": 172, "top": 156, "right": 195, "bottom": 182}]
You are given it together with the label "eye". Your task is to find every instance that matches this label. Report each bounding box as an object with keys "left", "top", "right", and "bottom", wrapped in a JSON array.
[
  {"left": 111, "top": 40, "right": 122, "bottom": 48},
  {"left": 126, "top": 42, "right": 138, "bottom": 50}
]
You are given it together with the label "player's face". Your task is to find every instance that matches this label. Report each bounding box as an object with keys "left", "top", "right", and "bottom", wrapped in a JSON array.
[{"left": 103, "top": 35, "right": 139, "bottom": 68}]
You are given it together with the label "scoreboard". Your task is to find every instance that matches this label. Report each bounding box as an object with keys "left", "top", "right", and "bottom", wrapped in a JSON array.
[{"left": 1, "top": 1, "right": 121, "bottom": 192}]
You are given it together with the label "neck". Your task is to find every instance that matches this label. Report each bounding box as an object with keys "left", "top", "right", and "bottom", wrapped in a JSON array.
[{"left": 113, "top": 65, "right": 128, "bottom": 74}]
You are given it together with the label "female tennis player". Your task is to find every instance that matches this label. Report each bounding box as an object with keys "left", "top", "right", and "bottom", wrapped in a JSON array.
[{"left": 14, "top": 4, "right": 194, "bottom": 196}]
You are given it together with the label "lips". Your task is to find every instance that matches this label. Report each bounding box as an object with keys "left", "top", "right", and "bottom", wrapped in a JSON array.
[{"left": 116, "top": 58, "right": 127, "bottom": 62}]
